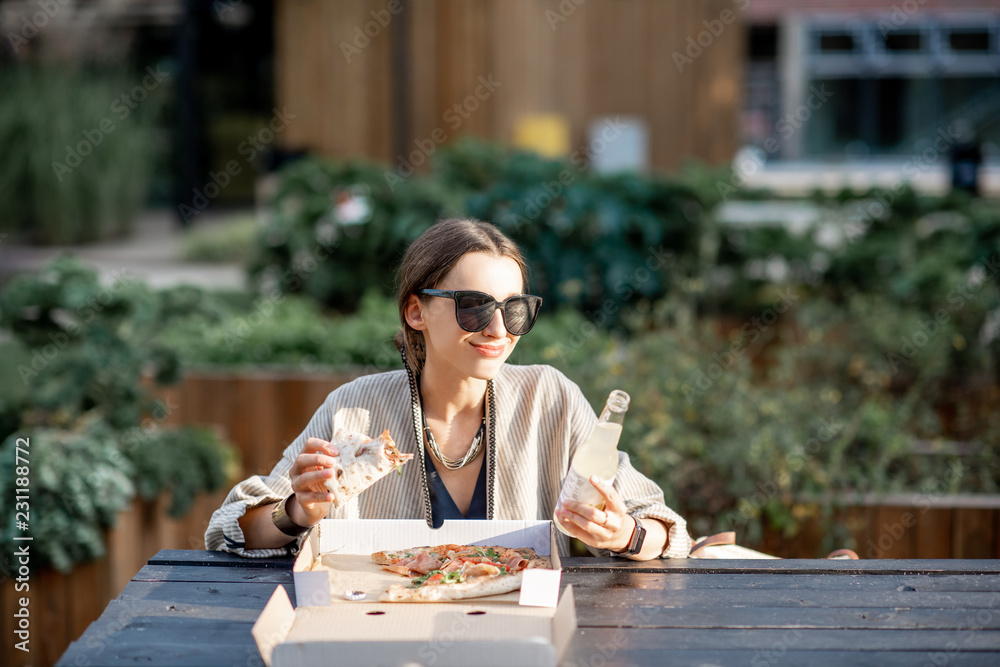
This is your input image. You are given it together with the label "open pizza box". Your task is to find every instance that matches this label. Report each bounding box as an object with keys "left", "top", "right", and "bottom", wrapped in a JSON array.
[{"left": 252, "top": 519, "right": 576, "bottom": 667}]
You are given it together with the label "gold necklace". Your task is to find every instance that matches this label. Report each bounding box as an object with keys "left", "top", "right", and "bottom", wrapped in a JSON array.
[{"left": 418, "top": 385, "right": 486, "bottom": 470}]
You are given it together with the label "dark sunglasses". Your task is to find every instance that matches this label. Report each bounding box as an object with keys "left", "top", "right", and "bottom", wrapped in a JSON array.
[{"left": 420, "top": 289, "right": 543, "bottom": 336}]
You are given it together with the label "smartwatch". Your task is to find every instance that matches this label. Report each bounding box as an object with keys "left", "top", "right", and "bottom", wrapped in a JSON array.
[
  {"left": 270, "top": 494, "right": 312, "bottom": 537},
  {"left": 613, "top": 516, "right": 646, "bottom": 557}
]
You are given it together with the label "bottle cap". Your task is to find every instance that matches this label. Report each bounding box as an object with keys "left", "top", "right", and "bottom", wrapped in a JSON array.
[{"left": 607, "top": 390, "right": 631, "bottom": 412}]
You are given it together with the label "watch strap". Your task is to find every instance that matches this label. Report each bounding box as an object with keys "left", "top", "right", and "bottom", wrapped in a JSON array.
[
  {"left": 270, "top": 494, "right": 312, "bottom": 537},
  {"left": 613, "top": 516, "right": 646, "bottom": 557}
]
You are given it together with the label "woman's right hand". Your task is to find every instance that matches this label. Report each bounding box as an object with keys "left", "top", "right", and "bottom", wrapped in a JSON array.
[{"left": 287, "top": 437, "right": 340, "bottom": 526}]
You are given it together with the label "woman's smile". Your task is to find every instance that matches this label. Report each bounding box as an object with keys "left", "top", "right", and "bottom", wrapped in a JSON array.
[{"left": 471, "top": 342, "right": 507, "bottom": 358}]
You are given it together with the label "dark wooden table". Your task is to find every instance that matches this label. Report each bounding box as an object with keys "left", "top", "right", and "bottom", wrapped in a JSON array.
[{"left": 57, "top": 551, "right": 1000, "bottom": 666}]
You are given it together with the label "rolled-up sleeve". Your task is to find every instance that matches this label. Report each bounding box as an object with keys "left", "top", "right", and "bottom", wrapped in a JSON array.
[
  {"left": 613, "top": 450, "right": 693, "bottom": 558},
  {"left": 204, "top": 395, "right": 334, "bottom": 557}
]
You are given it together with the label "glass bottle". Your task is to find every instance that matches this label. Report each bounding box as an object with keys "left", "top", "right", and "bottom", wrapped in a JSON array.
[{"left": 554, "top": 390, "right": 630, "bottom": 535}]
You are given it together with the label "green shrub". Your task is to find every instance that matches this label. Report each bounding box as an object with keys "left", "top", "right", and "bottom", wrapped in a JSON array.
[
  {"left": 126, "top": 426, "right": 238, "bottom": 518},
  {"left": 0, "top": 423, "right": 134, "bottom": 574},
  {"left": 574, "top": 296, "right": 999, "bottom": 553},
  {"left": 0, "top": 259, "right": 236, "bottom": 573},
  {"left": 248, "top": 158, "right": 453, "bottom": 311},
  {"left": 181, "top": 213, "right": 260, "bottom": 264}
]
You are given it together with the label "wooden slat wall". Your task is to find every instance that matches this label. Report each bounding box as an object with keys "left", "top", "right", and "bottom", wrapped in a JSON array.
[{"left": 274, "top": 0, "right": 744, "bottom": 171}]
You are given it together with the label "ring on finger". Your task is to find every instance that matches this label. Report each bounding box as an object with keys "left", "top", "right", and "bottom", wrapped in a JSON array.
[{"left": 600, "top": 512, "right": 608, "bottom": 527}]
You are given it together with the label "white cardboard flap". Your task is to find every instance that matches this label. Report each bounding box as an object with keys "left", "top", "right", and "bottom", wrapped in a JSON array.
[
  {"left": 252, "top": 586, "right": 296, "bottom": 667},
  {"left": 291, "top": 570, "right": 331, "bottom": 607},
  {"left": 316, "top": 519, "right": 552, "bottom": 556},
  {"left": 518, "top": 568, "right": 562, "bottom": 608}
]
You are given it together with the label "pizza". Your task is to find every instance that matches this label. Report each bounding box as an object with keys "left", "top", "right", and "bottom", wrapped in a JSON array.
[
  {"left": 324, "top": 430, "right": 414, "bottom": 509},
  {"left": 371, "top": 544, "right": 550, "bottom": 602}
]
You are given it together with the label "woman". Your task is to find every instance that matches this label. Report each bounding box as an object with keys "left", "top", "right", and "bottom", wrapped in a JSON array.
[{"left": 205, "top": 219, "right": 691, "bottom": 559}]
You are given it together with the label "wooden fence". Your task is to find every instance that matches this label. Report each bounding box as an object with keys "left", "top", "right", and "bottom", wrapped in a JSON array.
[{"left": 274, "top": 0, "right": 743, "bottom": 171}]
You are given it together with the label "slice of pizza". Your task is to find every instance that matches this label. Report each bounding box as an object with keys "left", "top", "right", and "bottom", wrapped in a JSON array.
[
  {"left": 372, "top": 545, "right": 550, "bottom": 602},
  {"left": 324, "top": 429, "right": 414, "bottom": 509}
]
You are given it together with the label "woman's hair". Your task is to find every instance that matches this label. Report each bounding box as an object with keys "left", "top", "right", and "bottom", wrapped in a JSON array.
[{"left": 394, "top": 218, "right": 528, "bottom": 372}]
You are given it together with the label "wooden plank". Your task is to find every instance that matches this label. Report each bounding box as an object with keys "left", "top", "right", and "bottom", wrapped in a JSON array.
[
  {"left": 561, "top": 558, "right": 1000, "bottom": 574},
  {"left": 567, "top": 585, "right": 1000, "bottom": 610},
  {"left": 147, "top": 549, "right": 293, "bottom": 569},
  {"left": 67, "top": 558, "right": 108, "bottom": 647},
  {"left": 562, "top": 571, "right": 1000, "bottom": 593},
  {"left": 996, "top": 509, "right": 1000, "bottom": 558},
  {"left": 58, "top": 636, "right": 259, "bottom": 667},
  {"left": 279, "top": 377, "right": 309, "bottom": 451},
  {"left": 56, "top": 607, "right": 263, "bottom": 667},
  {"left": 570, "top": 627, "right": 1000, "bottom": 652},
  {"left": 573, "top": 604, "right": 1000, "bottom": 630},
  {"left": 136, "top": 559, "right": 1000, "bottom": 594},
  {"left": 133, "top": 564, "right": 292, "bottom": 585},
  {"left": 116, "top": 581, "right": 296, "bottom": 611},
  {"left": 245, "top": 372, "right": 283, "bottom": 476},
  {"left": 915, "top": 508, "right": 954, "bottom": 559},
  {"left": 561, "top": 647, "right": 1000, "bottom": 667},
  {"left": 35, "top": 567, "right": 69, "bottom": 667},
  {"left": 873, "top": 505, "right": 918, "bottom": 559},
  {"left": 954, "top": 508, "right": 995, "bottom": 559}
]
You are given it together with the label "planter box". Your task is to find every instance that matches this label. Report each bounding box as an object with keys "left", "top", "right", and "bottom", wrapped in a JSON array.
[
  {"left": 0, "top": 490, "right": 227, "bottom": 667},
  {"left": 757, "top": 494, "right": 1000, "bottom": 560},
  {"left": 165, "top": 369, "right": 1000, "bottom": 562},
  {"left": 158, "top": 368, "right": 363, "bottom": 479}
]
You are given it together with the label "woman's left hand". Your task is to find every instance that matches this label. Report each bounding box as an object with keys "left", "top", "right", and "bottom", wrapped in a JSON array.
[{"left": 554, "top": 476, "right": 633, "bottom": 552}]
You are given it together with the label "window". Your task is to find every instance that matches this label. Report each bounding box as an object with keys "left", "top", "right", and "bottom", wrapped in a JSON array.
[
  {"left": 883, "top": 31, "right": 923, "bottom": 53},
  {"left": 948, "top": 29, "right": 991, "bottom": 53},
  {"left": 817, "top": 31, "right": 856, "bottom": 53}
]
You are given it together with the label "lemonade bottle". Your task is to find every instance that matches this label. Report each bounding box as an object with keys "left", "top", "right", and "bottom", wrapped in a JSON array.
[{"left": 554, "top": 390, "right": 630, "bottom": 534}]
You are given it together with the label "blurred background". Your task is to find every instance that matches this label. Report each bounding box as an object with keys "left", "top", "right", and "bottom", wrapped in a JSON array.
[{"left": 0, "top": 2, "right": 998, "bottom": 664}]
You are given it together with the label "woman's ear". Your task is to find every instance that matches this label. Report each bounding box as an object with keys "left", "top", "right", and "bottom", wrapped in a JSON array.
[{"left": 404, "top": 294, "right": 427, "bottom": 331}]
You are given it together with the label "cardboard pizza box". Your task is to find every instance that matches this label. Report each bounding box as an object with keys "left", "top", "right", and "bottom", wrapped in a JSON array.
[{"left": 252, "top": 519, "right": 576, "bottom": 667}]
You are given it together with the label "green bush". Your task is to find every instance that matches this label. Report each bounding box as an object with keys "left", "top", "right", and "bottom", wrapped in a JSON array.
[
  {"left": 181, "top": 213, "right": 260, "bottom": 264},
  {"left": 0, "top": 259, "right": 236, "bottom": 573},
  {"left": 159, "top": 289, "right": 402, "bottom": 371},
  {"left": 0, "top": 66, "right": 164, "bottom": 244},
  {"left": 248, "top": 158, "right": 454, "bottom": 311},
  {"left": 0, "top": 424, "right": 134, "bottom": 574},
  {"left": 465, "top": 155, "right": 704, "bottom": 320},
  {"left": 560, "top": 306, "right": 998, "bottom": 553}
]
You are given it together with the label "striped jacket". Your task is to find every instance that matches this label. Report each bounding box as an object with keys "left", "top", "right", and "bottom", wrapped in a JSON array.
[{"left": 204, "top": 363, "right": 692, "bottom": 559}]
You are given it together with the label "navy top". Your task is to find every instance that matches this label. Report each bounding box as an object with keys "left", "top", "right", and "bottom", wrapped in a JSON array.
[{"left": 424, "top": 447, "right": 488, "bottom": 528}]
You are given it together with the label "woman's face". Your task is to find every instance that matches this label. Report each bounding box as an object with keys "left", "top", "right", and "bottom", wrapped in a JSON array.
[{"left": 407, "top": 252, "right": 525, "bottom": 382}]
